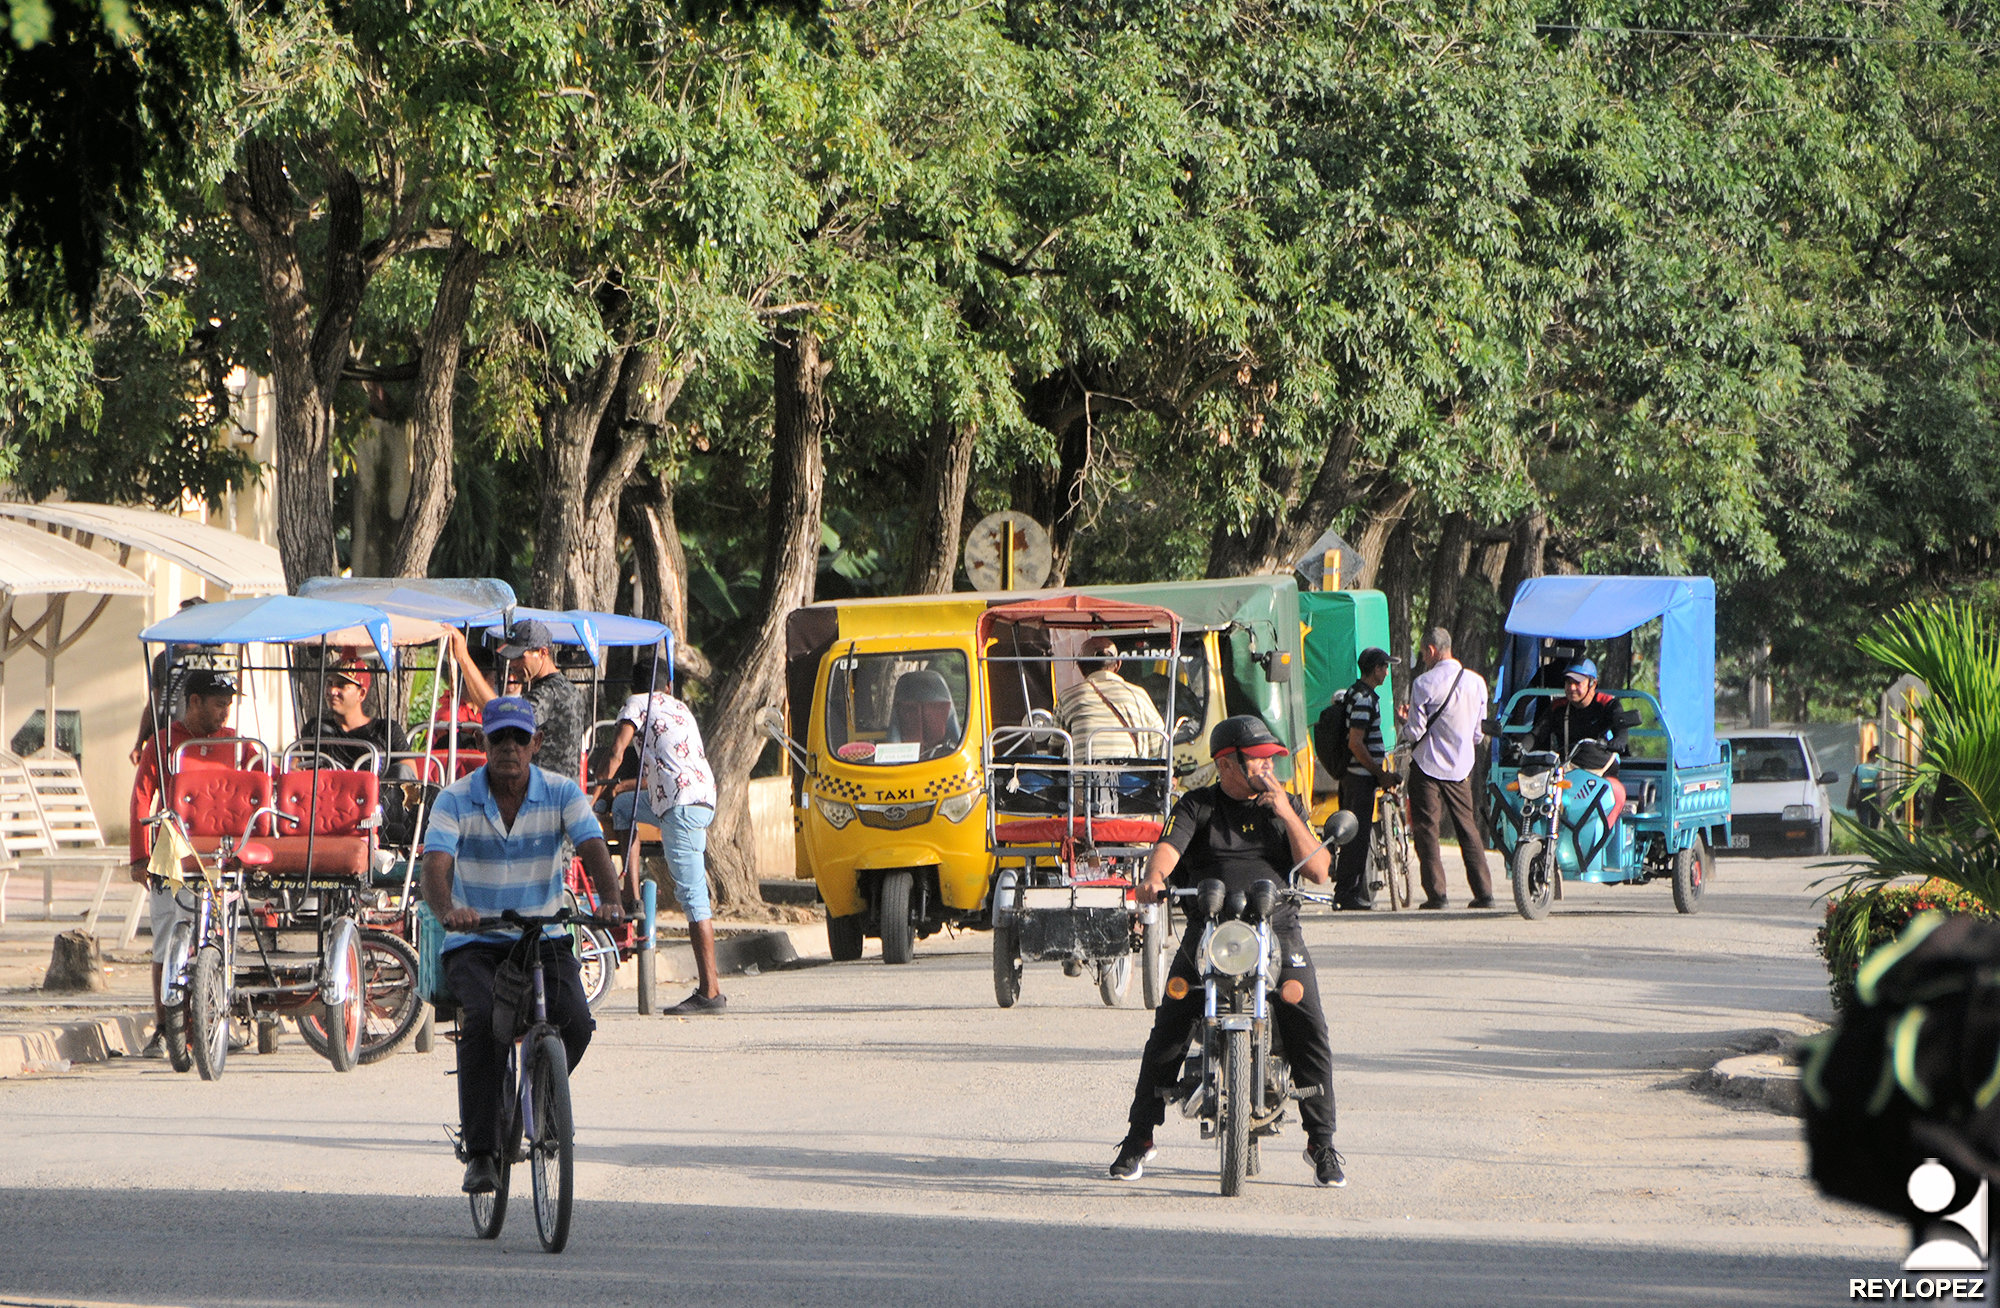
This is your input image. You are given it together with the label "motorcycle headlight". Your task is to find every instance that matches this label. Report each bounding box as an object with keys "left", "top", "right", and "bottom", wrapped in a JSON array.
[
  {"left": 814, "top": 796, "right": 857, "bottom": 830},
  {"left": 1204, "top": 920, "right": 1259, "bottom": 977},
  {"left": 1782, "top": 804, "right": 1816, "bottom": 821},
  {"left": 1517, "top": 771, "right": 1550, "bottom": 800},
  {"left": 938, "top": 790, "right": 977, "bottom": 823}
]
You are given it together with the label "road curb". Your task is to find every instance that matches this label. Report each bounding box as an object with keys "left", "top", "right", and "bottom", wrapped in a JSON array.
[
  {"left": 1695, "top": 1052, "right": 1804, "bottom": 1116},
  {"left": 0, "top": 1012, "right": 149, "bottom": 1079}
]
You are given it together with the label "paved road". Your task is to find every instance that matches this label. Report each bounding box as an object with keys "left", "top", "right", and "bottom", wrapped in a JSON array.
[{"left": 0, "top": 856, "right": 1905, "bottom": 1306}]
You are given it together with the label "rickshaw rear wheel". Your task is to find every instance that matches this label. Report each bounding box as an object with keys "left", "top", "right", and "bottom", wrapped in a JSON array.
[
  {"left": 256, "top": 1019, "right": 279, "bottom": 1054},
  {"left": 992, "top": 924, "right": 1022, "bottom": 1008},
  {"left": 189, "top": 947, "right": 230, "bottom": 1082},
  {"left": 1672, "top": 837, "right": 1708, "bottom": 915},
  {"left": 414, "top": 1004, "right": 436, "bottom": 1054},
  {"left": 299, "top": 930, "right": 423, "bottom": 1064},
  {"left": 1098, "top": 953, "right": 1132, "bottom": 1007},
  {"left": 1511, "top": 841, "right": 1553, "bottom": 921},
  {"left": 878, "top": 872, "right": 915, "bottom": 965},
  {"left": 575, "top": 924, "right": 618, "bottom": 1009},
  {"left": 164, "top": 1002, "right": 192, "bottom": 1074},
  {"left": 826, "top": 912, "right": 865, "bottom": 962}
]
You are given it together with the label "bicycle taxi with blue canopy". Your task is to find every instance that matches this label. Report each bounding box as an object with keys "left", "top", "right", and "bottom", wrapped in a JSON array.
[
  {"left": 139, "top": 594, "right": 452, "bottom": 1074},
  {"left": 1485, "top": 576, "right": 1733, "bottom": 920}
]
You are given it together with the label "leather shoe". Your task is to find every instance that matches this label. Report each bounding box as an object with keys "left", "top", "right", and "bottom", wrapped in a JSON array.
[
  {"left": 1467, "top": 896, "right": 1496, "bottom": 909},
  {"left": 462, "top": 1154, "right": 499, "bottom": 1194},
  {"left": 1417, "top": 899, "right": 1447, "bottom": 911}
]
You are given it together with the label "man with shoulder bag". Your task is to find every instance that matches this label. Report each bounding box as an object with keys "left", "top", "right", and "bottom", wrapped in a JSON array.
[{"left": 1400, "top": 628, "right": 1493, "bottom": 910}]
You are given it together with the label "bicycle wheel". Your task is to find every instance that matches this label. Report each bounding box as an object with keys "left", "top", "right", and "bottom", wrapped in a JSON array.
[
  {"left": 574, "top": 925, "right": 618, "bottom": 1010},
  {"left": 528, "top": 1033, "right": 575, "bottom": 1253},
  {"left": 164, "top": 1001, "right": 193, "bottom": 1074},
  {"left": 320, "top": 917, "right": 364, "bottom": 1072},
  {"left": 298, "top": 930, "right": 423, "bottom": 1064},
  {"left": 189, "top": 946, "right": 231, "bottom": 1082},
  {"left": 1381, "top": 802, "right": 1416, "bottom": 910},
  {"left": 469, "top": 1146, "right": 512, "bottom": 1240}
]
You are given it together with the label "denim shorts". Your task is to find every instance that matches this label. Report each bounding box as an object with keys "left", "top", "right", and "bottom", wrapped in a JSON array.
[{"left": 614, "top": 793, "right": 714, "bottom": 923}]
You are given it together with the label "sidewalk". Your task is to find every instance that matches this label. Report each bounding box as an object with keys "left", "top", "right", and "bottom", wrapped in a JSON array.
[{"left": 0, "top": 865, "right": 153, "bottom": 1078}]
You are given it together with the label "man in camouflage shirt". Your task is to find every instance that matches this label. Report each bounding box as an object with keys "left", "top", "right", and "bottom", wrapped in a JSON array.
[{"left": 447, "top": 619, "right": 588, "bottom": 782}]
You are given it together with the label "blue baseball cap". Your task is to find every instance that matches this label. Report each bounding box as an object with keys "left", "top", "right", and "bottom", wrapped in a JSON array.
[
  {"left": 481, "top": 696, "right": 538, "bottom": 736},
  {"left": 1564, "top": 659, "right": 1599, "bottom": 682}
]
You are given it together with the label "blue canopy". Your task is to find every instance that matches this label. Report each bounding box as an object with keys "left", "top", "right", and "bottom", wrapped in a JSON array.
[
  {"left": 479, "top": 607, "right": 674, "bottom": 681},
  {"left": 297, "top": 576, "right": 514, "bottom": 625},
  {"left": 1499, "top": 576, "right": 1717, "bottom": 767},
  {"left": 140, "top": 595, "right": 398, "bottom": 673}
]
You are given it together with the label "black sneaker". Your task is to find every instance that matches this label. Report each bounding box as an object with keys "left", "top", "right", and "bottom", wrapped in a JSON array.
[
  {"left": 668, "top": 990, "right": 727, "bottom": 1016},
  {"left": 1467, "top": 896, "right": 1496, "bottom": 909},
  {"left": 138, "top": 1031, "right": 165, "bottom": 1060},
  {"left": 1109, "top": 1136, "right": 1157, "bottom": 1181},
  {"left": 1305, "top": 1140, "right": 1347, "bottom": 1188},
  {"left": 462, "top": 1154, "right": 499, "bottom": 1194}
]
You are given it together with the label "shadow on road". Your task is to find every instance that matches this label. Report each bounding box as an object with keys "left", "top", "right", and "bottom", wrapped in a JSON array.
[{"left": 0, "top": 1185, "right": 1866, "bottom": 1307}]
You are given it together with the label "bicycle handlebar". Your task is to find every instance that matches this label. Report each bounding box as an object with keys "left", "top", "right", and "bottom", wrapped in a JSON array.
[{"left": 465, "top": 908, "right": 623, "bottom": 932}]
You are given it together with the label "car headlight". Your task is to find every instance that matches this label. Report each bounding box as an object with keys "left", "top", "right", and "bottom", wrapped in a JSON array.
[
  {"left": 1517, "top": 771, "right": 1550, "bottom": 800},
  {"left": 938, "top": 790, "right": 977, "bottom": 823},
  {"left": 1782, "top": 804, "right": 1816, "bottom": 821},
  {"left": 814, "top": 796, "right": 857, "bottom": 830},
  {"left": 1204, "top": 920, "right": 1259, "bottom": 977}
]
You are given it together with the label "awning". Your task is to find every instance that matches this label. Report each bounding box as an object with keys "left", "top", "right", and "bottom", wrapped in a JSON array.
[
  {"left": 298, "top": 576, "right": 515, "bottom": 624},
  {"left": 0, "top": 520, "right": 153, "bottom": 599},
  {"left": 140, "top": 595, "right": 398, "bottom": 671},
  {"left": 0, "top": 501, "right": 286, "bottom": 596}
]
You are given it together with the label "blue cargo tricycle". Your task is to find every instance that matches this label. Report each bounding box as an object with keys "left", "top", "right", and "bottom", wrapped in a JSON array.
[{"left": 1486, "top": 577, "right": 1733, "bottom": 920}]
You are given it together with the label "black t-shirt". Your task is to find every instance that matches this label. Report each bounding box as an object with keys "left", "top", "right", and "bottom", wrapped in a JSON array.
[
  {"left": 1528, "top": 693, "right": 1628, "bottom": 758},
  {"left": 1161, "top": 783, "right": 1311, "bottom": 929},
  {"left": 301, "top": 716, "right": 409, "bottom": 771}
]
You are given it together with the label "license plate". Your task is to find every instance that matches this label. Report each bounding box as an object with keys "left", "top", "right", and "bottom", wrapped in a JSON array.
[{"left": 1729, "top": 834, "right": 1750, "bottom": 849}]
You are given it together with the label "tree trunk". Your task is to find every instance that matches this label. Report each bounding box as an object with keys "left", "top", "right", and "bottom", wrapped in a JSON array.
[
  {"left": 622, "top": 471, "right": 713, "bottom": 682},
  {"left": 1425, "top": 512, "right": 1473, "bottom": 641},
  {"left": 1602, "top": 632, "right": 1634, "bottom": 690},
  {"left": 530, "top": 348, "right": 628, "bottom": 608},
  {"left": 902, "top": 416, "right": 978, "bottom": 594},
  {"left": 1497, "top": 508, "right": 1548, "bottom": 611},
  {"left": 704, "top": 327, "right": 828, "bottom": 910},
  {"left": 1455, "top": 539, "right": 1509, "bottom": 673},
  {"left": 1205, "top": 424, "right": 1362, "bottom": 579},
  {"left": 1379, "top": 512, "right": 1417, "bottom": 689},
  {"left": 1350, "top": 483, "right": 1418, "bottom": 588},
  {"left": 391, "top": 237, "right": 485, "bottom": 578}
]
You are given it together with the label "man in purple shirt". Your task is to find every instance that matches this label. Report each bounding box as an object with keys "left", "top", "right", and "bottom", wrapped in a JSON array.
[{"left": 1401, "top": 628, "right": 1493, "bottom": 909}]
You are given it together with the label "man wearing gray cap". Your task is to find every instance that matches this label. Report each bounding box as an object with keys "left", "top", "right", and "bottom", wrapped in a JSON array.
[{"left": 447, "top": 619, "right": 587, "bottom": 783}]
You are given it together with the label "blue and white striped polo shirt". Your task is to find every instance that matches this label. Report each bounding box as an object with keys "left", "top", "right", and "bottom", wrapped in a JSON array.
[{"left": 424, "top": 765, "right": 604, "bottom": 952}]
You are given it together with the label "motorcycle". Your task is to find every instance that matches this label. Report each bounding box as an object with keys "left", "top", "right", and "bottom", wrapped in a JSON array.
[{"left": 1160, "top": 811, "right": 1355, "bottom": 1197}]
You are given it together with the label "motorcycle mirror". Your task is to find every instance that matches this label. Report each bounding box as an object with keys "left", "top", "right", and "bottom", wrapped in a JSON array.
[
  {"left": 1225, "top": 889, "right": 1248, "bottom": 921},
  {"left": 1197, "top": 878, "right": 1227, "bottom": 920},
  {"left": 1248, "top": 879, "right": 1277, "bottom": 922},
  {"left": 1321, "top": 809, "right": 1359, "bottom": 848},
  {"left": 757, "top": 706, "right": 788, "bottom": 741},
  {"left": 1171, "top": 716, "right": 1200, "bottom": 746}
]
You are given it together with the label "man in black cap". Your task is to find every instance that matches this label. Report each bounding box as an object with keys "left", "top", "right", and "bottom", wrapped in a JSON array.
[
  {"left": 1110, "top": 714, "right": 1346, "bottom": 1189},
  {"left": 1331, "top": 647, "right": 1398, "bottom": 910},
  {"left": 446, "top": 619, "right": 587, "bottom": 782}
]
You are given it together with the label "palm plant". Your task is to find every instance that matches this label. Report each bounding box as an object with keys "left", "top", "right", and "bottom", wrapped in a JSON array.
[{"left": 1821, "top": 601, "right": 2000, "bottom": 940}]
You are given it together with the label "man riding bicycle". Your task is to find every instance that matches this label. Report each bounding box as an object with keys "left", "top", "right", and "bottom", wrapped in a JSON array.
[
  {"left": 420, "top": 697, "right": 624, "bottom": 1195},
  {"left": 1112, "top": 715, "right": 1346, "bottom": 1188}
]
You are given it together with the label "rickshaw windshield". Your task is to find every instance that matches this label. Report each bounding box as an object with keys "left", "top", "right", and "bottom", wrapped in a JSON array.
[
  {"left": 826, "top": 649, "right": 971, "bottom": 765},
  {"left": 1122, "top": 632, "right": 1207, "bottom": 729}
]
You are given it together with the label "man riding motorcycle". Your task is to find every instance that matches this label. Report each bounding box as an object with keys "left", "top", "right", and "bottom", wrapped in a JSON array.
[
  {"left": 1111, "top": 715, "right": 1346, "bottom": 1188},
  {"left": 1528, "top": 659, "right": 1629, "bottom": 763}
]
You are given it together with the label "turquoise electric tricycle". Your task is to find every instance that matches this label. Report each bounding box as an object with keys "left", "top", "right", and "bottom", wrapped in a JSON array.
[{"left": 1485, "top": 577, "right": 1733, "bottom": 920}]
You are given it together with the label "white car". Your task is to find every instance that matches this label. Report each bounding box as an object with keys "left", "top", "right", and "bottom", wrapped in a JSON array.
[{"left": 1724, "top": 730, "right": 1837, "bottom": 856}]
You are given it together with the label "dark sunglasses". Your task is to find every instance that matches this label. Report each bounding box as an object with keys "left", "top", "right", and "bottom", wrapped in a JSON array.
[{"left": 486, "top": 727, "right": 534, "bottom": 748}]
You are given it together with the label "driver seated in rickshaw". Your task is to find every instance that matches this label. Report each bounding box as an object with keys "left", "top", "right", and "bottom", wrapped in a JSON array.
[
  {"left": 1055, "top": 636, "right": 1165, "bottom": 762},
  {"left": 298, "top": 660, "right": 410, "bottom": 773},
  {"left": 1528, "top": 659, "right": 1632, "bottom": 812},
  {"left": 887, "top": 669, "right": 962, "bottom": 761}
]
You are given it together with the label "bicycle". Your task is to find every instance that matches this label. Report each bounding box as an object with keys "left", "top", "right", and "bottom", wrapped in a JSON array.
[
  {"left": 1370, "top": 782, "right": 1416, "bottom": 911},
  {"left": 454, "top": 908, "right": 613, "bottom": 1253}
]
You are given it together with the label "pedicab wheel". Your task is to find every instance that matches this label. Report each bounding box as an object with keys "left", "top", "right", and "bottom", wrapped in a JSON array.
[
  {"left": 528, "top": 1034, "right": 574, "bottom": 1254},
  {"left": 164, "top": 1001, "right": 193, "bottom": 1074},
  {"left": 299, "top": 930, "right": 422, "bottom": 1065},
  {"left": 1219, "top": 1026, "right": 1251, "bottom": 1197},
  {"left": 1511, "top": 840, "right": 1553, "bottom": 921},
  {"left": 1672, "top": 836, "right": 1709, "bottom": 915},
  {"left": 189, "top": 947, "right": 231, "bottom": 1081},
  {"left": 1140, "top": 912, "right": 1168, "bottom": 1010},
  {"left": 992, "top": 923, "right": 1022, "bottom": 1008},
  {"left": 878, "top": 871, "right": 915, "bottom": 965},
  {"left": 321, "top": 923, "right": 365, "bottom": 1073},
  {"left": 414, "top": 1004, "right": 436, "bottom": 1054},
  {"left": 1097, "top": 952, "right": 1132, "bottom": 1008},
  {"left": 1247, "top": 1137, "right": 1261, "bottom": 1177},
  {"left": 469, "top": 1149, "right": 511, "bottom": 1240},
  {"left": 826, "top": 912, "right": 865, "bottom": 963},
  {"left": 256, "top": 1019, "right": 279, "bottom": 1055},
  {"left": 574, "top": 924, "right": 618, "bottom": 1010}
]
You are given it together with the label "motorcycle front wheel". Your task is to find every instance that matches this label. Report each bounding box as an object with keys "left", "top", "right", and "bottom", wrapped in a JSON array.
[
  {"left": 1219, "top": 1026, "right": 1251, "bottom": 1197},
  {"left": 1512, "top": 839, "right": 1554, "bottom": 921}
]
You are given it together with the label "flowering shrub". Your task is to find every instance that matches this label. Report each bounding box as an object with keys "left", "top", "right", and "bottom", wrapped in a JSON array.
[{"left": 1818, "top": 880, "right": 2000, "bottom": 1009}]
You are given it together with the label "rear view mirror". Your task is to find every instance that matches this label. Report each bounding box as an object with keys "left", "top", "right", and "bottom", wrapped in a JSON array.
[
  {"left": 1615, "top": 708, "right": 1643, "bottom": 728},
  {"left": 1821, "top": 770, "right": 1838, "bottom": 785},
  {"left": 1483, "top": 716, "right": 1502, "bottom": 736},
  {"left": 1172, "top": 716, "right": 1200, "bottom": 746}
]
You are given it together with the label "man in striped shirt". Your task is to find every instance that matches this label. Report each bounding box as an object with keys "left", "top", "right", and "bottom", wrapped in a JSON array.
[{"left": 421, "top": 696, "right": 623, "bottom": 1196}]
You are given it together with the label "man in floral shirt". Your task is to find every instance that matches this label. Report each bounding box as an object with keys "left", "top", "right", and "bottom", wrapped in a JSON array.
[{"left": 600, "top": 652, "right": 723, "bottom": 1015}]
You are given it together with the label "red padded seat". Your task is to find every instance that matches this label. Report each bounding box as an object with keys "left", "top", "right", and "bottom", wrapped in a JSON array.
[
  {"left": 994, "top": 817, "right": 1164, "bottom": 846},
  {"left": 266, "top": 770, "right": 378, "bottom": 879},
  {"left": 170, "top": 769, "right": 273, "bottom": 844}
]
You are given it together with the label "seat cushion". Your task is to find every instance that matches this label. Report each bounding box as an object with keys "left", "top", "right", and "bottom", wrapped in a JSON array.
[
  {"left": 994, "top": 817, "right": 1164, "bottom": 846},
  {"left": 276, "top": 769, "right": 378, "bottom": 837},
  {"left": 170, "top": 770, "right": 273, "bottom": 840},
  {"left": 261, "top": 836, "right": 370, "bottom": 879}
]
